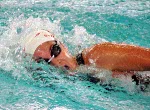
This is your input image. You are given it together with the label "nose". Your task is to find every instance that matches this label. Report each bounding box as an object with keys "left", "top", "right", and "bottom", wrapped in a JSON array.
[{"left": 57, "top": 52, "right": 77, "bottom": 70}]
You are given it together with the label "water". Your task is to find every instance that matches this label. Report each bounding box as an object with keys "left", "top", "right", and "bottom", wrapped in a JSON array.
[{"left": 0, "top": 0, "right": 150, "bottom": 110}]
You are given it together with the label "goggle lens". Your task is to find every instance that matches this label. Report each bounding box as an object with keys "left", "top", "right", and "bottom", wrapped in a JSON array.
[{"left": 51, "top": 43, "right": 61, "bottom": 57}]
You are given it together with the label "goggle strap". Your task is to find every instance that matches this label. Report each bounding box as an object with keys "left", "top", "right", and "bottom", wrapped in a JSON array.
[
  {"left": 48, "top": 55, "right": 55, "bottom": 63},
  {"left": 56, "top": 40, "right": 60, "bottom": 45}
]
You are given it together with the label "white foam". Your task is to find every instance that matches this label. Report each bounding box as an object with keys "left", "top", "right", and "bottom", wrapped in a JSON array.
[
  {"left": 0, "top": 15, "right": 106, "bottom": 78},
  {"left": 65, "top": 25, "right": 107, "bottom": 54},
  {"left": 53, "top": 107, "right": 71, "bottom": 110},
  {"left": 0, "top": 16, "right": 63, "bottom": 79}
]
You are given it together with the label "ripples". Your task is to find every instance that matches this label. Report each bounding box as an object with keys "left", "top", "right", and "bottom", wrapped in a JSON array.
[{"left": 0, "top": 0, "right": 150, "bottom": 109}]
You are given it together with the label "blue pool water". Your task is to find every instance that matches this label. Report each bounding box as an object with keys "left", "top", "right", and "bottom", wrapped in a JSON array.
[{"left": 0, "top": 0, "right": 150, "bottom": 110}]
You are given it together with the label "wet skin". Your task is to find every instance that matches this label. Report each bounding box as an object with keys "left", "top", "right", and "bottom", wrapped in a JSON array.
[
  {"left": 33, "top": 41, "right": 77, "bottom": 70},
  {"left": 82, "top": 42, "right": 150, "bottom": 72},
  {"left": 32, "top": 40, "right": 150, "bottom": 77}
]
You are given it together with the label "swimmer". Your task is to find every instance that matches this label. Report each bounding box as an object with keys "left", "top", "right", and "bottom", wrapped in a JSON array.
[
  {"left": 21, "top": 30, "right": 77, "bottom": 70},
  {"left": 76, "top": 42, "right": 150, "bottom": 77},
  {"left": 22, "top": 30, "right": 150, "bottom": 78}
]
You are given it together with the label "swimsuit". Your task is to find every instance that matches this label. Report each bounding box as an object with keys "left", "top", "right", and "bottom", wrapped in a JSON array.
[{"left": 76, "top": 53, "right": 85, "bottom": 65}]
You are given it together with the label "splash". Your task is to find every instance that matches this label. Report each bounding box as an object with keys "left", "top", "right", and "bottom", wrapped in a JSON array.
[
  {"left": 0, "top": 16, "right": 63, "bottom": 80},
  {"left": 0, "top": 14, "right": 149, "bottom": 93},
  {"left": 0, "top": 0, "right": 150, "bottom": 110}
]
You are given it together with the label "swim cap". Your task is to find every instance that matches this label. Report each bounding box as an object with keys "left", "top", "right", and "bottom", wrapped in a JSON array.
[{"left": 21, "top": 30, "right": 55, "bottom": 55}]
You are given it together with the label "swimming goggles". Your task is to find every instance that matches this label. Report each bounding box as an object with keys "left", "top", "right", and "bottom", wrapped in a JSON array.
[{"left": 47, "top": 40, "right": 61, "bottom": 63}]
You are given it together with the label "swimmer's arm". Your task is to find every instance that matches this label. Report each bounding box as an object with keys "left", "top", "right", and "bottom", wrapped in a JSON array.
[{"left": 82, "top": 42, "right": 150, "bottom": 72}]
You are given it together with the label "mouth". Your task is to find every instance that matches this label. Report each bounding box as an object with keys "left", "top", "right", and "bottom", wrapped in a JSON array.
[{"left": 64, "top": 65, "right": 70, "bottom": 70}]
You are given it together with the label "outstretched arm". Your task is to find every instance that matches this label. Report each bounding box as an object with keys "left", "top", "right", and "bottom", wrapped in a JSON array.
[{"left": 82, "top": 42, "right": 150, "bottom": 72}]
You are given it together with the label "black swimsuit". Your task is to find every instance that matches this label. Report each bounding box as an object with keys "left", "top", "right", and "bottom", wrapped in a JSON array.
[{"left": 76, "top": 53, "right": 85, "bottom": 65}]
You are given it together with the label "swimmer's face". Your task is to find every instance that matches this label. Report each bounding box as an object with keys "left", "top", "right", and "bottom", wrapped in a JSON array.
[{"left": 33, "top": 40, "right": 77, "bottom": 70}]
